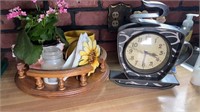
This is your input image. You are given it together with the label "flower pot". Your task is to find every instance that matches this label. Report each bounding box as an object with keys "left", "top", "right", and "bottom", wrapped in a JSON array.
[{"left": 31, "top": 39, "right": 59, "bottom": 46}]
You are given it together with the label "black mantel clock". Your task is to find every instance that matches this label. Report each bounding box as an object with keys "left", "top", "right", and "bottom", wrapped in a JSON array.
[{"left": 109, "top": 0, "right": 193, "bottom": 89}]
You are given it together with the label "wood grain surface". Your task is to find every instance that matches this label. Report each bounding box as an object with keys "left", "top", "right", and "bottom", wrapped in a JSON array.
[{"left": 1, "top": 53, "right": 200, "bottom": 112}]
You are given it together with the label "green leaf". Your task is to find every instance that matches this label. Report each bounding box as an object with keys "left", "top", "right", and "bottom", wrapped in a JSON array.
[
  {"left": 26, "top": 16, "right": 31, "bottom": 21},
  {"left": 55, "top": 27, "right": 68, "bottom": 47},
  {"left": 40, "top": 33, "right": 49, "bottom": 41},
  {"left": 24, "top": 45, "right": 42, "bottom": 64},
  {"left": 25, "top": 22, "right": 32, "bottom": 29},
  {"left": 45, "top": 16, "right": 58, "bottom": 28},
  {"left": 13, "top": 30, "right": 42, "bottom": 65},
  {"left": 30, "top": 24, "right": 45, "bottom": 37}
]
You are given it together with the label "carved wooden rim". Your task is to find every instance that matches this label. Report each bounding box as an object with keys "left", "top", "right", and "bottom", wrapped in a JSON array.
[{"left": 15, "top": 47, "right": 110, "bottom": 98}]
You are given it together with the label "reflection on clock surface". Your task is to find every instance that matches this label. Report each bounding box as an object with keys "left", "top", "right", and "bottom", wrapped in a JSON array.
[{"left": 125, "top": 33, "right": 170, "bottom": 73}]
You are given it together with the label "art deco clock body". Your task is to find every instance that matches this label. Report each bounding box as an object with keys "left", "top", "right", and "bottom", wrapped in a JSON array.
[
  {"left": 109, "top": 0, "right": 193, "bottom": 89},
  {"left": 113, "top": 23, "right": 184, "bottom": 88}
]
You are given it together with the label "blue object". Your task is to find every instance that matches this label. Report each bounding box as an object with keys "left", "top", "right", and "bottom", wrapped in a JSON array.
[{"left": 170, "top": 66, "right": 176, "bottom": 74}]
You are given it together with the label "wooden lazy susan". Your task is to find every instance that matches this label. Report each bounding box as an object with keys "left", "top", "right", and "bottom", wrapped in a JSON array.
[{"left": 15, "top": 48, "right": 109, "bottom": 98}]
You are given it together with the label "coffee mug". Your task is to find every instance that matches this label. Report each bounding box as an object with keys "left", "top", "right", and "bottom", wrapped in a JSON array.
[{"left": 64, "top": 30, "right": 95, "bottom": 44}]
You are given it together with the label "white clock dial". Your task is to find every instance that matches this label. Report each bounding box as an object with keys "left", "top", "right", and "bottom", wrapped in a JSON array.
[{"left": 125, "top": 33, "right": 170, "bottom": 73}]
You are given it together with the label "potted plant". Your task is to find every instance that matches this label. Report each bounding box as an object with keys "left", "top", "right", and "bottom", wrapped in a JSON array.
[{"left": 7, "top": 0, "right": 69, "bottom": 65}]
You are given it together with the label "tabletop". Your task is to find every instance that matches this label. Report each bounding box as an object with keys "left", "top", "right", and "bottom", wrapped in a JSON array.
[{"left": 1, "top": 53, "right": 200, "bottom": 112}]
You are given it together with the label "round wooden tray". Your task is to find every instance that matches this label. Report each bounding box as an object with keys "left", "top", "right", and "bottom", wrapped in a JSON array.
[
  {"left": 15, "top": 63, "right": 109, "bottom": 98},
  {"left": 15, "top": 47, "right": 109, "bottom": 98}
]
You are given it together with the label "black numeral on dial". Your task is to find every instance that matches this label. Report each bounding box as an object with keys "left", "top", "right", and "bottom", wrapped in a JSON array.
[
  {"left": 135, "top": 60, "right": 138, "bottom": 65},
  {"left": 155, "top": 38, "right": 158, "bottom": 43},
  {"left": 130, "top": 56, "right": 134, "bottom": 60},
  {"left": 149, "top": 62, "right": 153, "bottom": 67},
  {"left": 159, "top": 44, "right": 162, "bottom": 49},
  {"left": 132, "top": 43, "right": 138, "bottom": 47},
  {"left": 142, "top": 63, "right": 145, "bottom": 68},
  {"left": 159, "top": 51, "right": 164, "bottom": 55},
  {"left": 138, "top": 38, "right": 142, "bottom": 42},
  {"left": 128, "top": 49, "right": 133, "bottom": 54}
]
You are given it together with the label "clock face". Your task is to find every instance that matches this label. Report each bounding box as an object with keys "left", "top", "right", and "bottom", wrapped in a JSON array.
[{"left": 124, "top": 33, "right": 170, "bottom": 74}]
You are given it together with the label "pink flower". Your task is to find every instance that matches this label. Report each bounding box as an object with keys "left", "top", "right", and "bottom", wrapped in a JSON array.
[
  {"left": 9, "top": 6, "right": 21, "bottom": 12},
  {"left": 56, "top": 0, "right": 68, "bottom": 14},
  {"left": 6, "top": 6, "right": 27, "bottom": 20},
  {"left": 59, "top": 7, "right": 67, "bottom": 14},
  {"left": 57, "top": 3, "right": 62, "bottom": 8},
  {"left": 46, "top": 7, "right": 56, "bottom": 15},
  {"left": 37, "top": 14, "right": 45, "bottom": 23},
  {"left": 31, "top": 0, "right": 37, "bottom": 3},
  {"left": 37, "top": 18, "right": 42, "bottom": 23},
  {"left": 57, "top": 0, "right": 68, "bottom": 8},
  {"left": 21, "top": 11, "right": 27, "bottom": 16},
  {"left": 40, "top": 14, "right": 45, "bottom": 19}
]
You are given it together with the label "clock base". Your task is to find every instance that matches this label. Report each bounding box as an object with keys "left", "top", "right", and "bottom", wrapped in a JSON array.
[{"left": 109, "top": 71, "right": 179, "bottom": 89}]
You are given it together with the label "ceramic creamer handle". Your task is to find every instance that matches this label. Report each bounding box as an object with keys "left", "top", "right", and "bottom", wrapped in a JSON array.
[{"left": 175, "top": 41, "right": 193, "bottom": 66}]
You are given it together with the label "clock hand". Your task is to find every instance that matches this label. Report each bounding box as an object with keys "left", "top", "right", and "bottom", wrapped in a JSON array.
[
  {"left": 142, "top": 51, "right": 147, "bottom": 68},
  {"left": 145, "top": 51, "right": 158, "bottom": 59},
  {"left": 149, "top": 53, "right": 158, "bottom": 57},
  {"left": 132, "top": 47, "right": 143, "bottom": 54}
]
